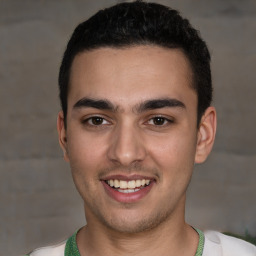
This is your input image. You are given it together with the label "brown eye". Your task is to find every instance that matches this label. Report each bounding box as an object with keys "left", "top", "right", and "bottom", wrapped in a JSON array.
[
  {"left": 153, "top": 117, "right": 166, "bottom": 125},
  {"left": 147, "top": 116, "right": 173, "bottom": 127},
  {"left": 91, "top": 117, "right": 104, "bottom": 125},
  {"left": 82, "top": 116, "right": 111, "bottom": 129}
]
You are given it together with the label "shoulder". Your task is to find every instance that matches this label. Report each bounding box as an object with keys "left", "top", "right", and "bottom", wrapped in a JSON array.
[
  {"left": 203, "top": 230, "right": 256, "bottom": 256},
  {"left": 26, "top": 240, "right": 66, "bottom": 256}
]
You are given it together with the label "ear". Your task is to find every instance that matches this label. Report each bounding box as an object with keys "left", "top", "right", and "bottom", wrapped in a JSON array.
[
  {"left": 57, "top": 111, "right": 70, "bottom": 162},
  {"left": 195, "top": 106, "right": 217, "bottom": 164}
]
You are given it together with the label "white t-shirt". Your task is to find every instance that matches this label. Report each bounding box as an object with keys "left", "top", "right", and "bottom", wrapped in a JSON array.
[
  {"left": 203, "top": 230, "right": 256, "bottom": 255},
  {"left": 27, "top": 230, "right": 256, "bottom": 256}
]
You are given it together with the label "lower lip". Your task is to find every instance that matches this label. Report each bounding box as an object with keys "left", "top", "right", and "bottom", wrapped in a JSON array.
[{"left": 101, "top": 181, "right": 154, "bottom": 203}]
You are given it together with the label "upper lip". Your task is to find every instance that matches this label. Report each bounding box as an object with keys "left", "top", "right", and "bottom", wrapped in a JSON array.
[{"left": 100, "top": 174, "right": 156, "bottom": 181}]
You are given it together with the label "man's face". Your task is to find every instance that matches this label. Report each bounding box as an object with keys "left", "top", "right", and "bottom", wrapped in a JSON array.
[{"left": 59, "top": 46, "right": 202, "bottom": 233}]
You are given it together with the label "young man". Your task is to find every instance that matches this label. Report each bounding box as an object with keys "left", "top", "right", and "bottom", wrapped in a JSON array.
[{"left": 27, "top": 1, "right": 256, "bottom": 255}]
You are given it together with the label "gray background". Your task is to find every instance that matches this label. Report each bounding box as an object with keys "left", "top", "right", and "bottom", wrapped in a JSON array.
[{"left": 0, "top": 0, "right": 255, "bottom": 255}]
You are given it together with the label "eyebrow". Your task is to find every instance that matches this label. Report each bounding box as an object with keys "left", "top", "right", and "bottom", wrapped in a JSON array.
[
  {"left": 135, "top": 98, "right": 186, "bottom": 113},
  {"left": 73, "top": 97, "right": 116, "bottom": 111},
  {"left": 73, "top": 97, "right": 185, "bottom": 113}
]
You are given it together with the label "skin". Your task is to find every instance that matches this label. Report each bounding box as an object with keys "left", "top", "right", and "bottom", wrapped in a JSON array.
[{"left": 57, "top": 46, "right": 216, "bottom": 256}]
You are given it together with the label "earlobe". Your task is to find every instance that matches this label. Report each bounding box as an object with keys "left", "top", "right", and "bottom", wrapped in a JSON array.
[
  {"left": 57, "top": 111, "right": 70, "bottom": 162},
  {"left": 195, "top": 106, "right": 217, "bottom": 164}
]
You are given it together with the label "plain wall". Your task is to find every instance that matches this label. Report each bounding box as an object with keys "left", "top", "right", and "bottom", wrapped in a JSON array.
[{"left": 0, "top": 1, "right": 255, "bottom": 255}]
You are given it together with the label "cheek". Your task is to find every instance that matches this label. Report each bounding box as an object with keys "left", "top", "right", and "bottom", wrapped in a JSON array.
[
  {"left": 146, "top": 131, "right": 197, "bottom": 193},
  {"left": 147, "top": 132, "right": 197, "bottom": 168},
  {"left": 66, "top": 131, "right": 107, "bottom": 199},
  {"left": 149, "top": 135, "right": 196, "bottom": 197},
  {"left": 66, "top": 129, "right": 108, "bottom": 172}
]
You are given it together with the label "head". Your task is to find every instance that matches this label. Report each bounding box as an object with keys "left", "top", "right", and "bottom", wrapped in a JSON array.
[
  {"left": 59, "top": 0, "right": 212, "bottom": 127},
  {"left": 57, "top": 1, "right": 216, "bottom": 234}
]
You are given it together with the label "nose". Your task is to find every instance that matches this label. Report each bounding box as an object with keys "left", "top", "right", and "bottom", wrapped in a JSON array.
[{"left": 107, "top": 121, "right": 147, "bottom": 166}]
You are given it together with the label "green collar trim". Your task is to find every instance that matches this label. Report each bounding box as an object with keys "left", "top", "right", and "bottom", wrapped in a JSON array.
[
  {"left": 64, "top": 228, "right": 205, "bottom": 256},
  {"left": 195, "top": 228, "right": 205, "bottom": 256},
  {"left": 65, "top": 230, "right": 80, "bottom": 256}
]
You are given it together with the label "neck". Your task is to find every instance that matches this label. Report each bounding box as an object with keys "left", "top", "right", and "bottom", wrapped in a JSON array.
[{"left": 77, "top": 200, "right": 199, "bottom": 256}]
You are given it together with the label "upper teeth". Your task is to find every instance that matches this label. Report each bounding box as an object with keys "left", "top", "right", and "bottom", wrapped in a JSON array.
[{"left": 107, "top": 179, "right": 150, "bottom": 189}]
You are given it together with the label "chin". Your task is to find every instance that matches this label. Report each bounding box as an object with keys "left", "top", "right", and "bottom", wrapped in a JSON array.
[{"left": 98, "top": 208, "right": 173, "bottom": 234}]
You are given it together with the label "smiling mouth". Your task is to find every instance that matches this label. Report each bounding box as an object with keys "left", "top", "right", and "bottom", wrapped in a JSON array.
[{"left": 105, "top": 179, "right": 151, "bottom": 194}]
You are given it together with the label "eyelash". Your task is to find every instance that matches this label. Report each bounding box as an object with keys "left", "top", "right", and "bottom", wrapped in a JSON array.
[
  {"left": 82, "top": 116, "right": 111, "bottom": 126},
  {"left": 82, "top": 115, "right": 173, "bottom": 128},
  {"left": 146, "top": 116, "right": 174, "bottom": 126}
]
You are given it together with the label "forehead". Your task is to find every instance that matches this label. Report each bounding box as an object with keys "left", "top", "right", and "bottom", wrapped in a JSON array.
[{"left": 69, "top": 46, "right": 196, "bottom": 108}]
